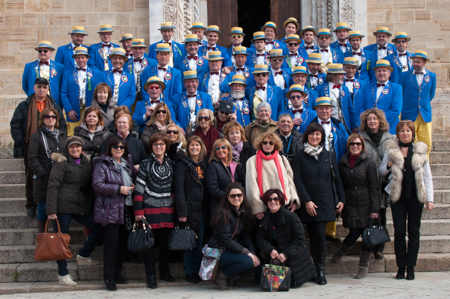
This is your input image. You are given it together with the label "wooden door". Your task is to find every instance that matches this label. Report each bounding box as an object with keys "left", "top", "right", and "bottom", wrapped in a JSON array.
[
  {"left": 271, "top": 0, "right": 301, "bottom": 39},
  {"left": 207, "top": 0, "right": 238, "bottom": 48}
]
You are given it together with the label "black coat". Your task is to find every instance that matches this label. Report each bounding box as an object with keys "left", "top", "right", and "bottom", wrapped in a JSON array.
[
  {"left": 27, "top": 127, "right": 67, "bottom": 202},
  {"left": 256, "top": 207, "right": 315, "bottom": 286},
  {"left": 234, "top": 141, "right": 256, "bottom": 171},
  {"left": 208, "top": 204, "right": 255, "bottom": 254},
  {"left": 100, "top": 131, "right": 147, "bottom": 166},
  {"left": 173, "top": 154, "right": 209, "bottom": 233},
  {"left": 205, "top": 158, "right": 246, "bottom": 218},
  {"left": 275, "top": 129, "right": 304, "bottom": 165},
  {"left": 10, "top": 94, "right": 66, "bottom": 157},
  {"left": 293, "top": 149, "right": 346, "bottom": 222},
  {"left": 74, "top": 125, "right": 110, "bottom": 156},
  {"left": 338, "top": 152, "right": 380, "bottom": 229}
]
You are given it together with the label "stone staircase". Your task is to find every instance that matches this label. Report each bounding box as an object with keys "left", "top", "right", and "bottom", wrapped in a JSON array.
[{"left": 0, "top": 133, "right": 450, "bottom": 293}]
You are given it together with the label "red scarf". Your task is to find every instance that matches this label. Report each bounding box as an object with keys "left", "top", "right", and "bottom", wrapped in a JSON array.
[
  {"left": 194, "top": 126, "right": 221, "bottom": 155},
  {"left": 256, "top": 150, "right": 287, "bottom": 203}
]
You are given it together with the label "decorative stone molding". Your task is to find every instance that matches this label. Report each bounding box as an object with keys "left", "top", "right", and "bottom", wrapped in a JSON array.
[
  {"left": 339, "top": 0, "right": 355, "bottom": 29},
  {"left": 164, "top": 0, "right": 185, "bottom": 42}
]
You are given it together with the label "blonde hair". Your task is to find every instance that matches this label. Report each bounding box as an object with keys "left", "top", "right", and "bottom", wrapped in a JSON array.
[
  {"left": 196, "top": 108, "right": 216, "bottom": 126},
  {"left": 253, "top": 132, "right": 283, "bottom": 151},
  {"left": 185, "top": 135, "right": 207, "bottom": 163},
  {"left": 164, "top": 123, "right": 186, "bottom": 149},
  {"left": 149, "top": 102, "right": 172, "bottom": 126},
  {"left": 208, "top": 138, "right": 233, "bottom": 163},
  {"left": 359, "top": 108, "right": 389, "bottom": 133}
]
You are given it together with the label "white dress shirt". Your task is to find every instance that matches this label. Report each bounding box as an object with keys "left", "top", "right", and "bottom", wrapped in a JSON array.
[
  {"left": 376, "top": 81, "right": 387, "bottom": 99},
  {"left": 328, "top": 82, "right": 340, "bottom": 119},
  {"left": 77, "top": 67, "right": 87, "bottom": 104},
  {"left": 340, "top": 44, "right": 347, "bottom": 54},
  {"left": 289, "top": 52, "right": 298, "bottom": 68},
  {"left": 352, "top": 48, "right": 362, "bottom": 65},
  {"left": 208, "top": 72, "right": 220, "bottom": 89},
  {"left": 256, "top": 50, "right": 266, "bottom": 65},
  {"left": 319, "top": 47, "right": 331, "bottom": 64},
  {"left": 187, "top": 92, "right": 197, "bottom": 124},
  {"left": 133, "top": 60, "right": 143, "bottom": 82},
  {"left": 319, "top": 118, "right": 332, "bottom": 151},
  {"left": 157, "top": 64, "right": 168, "bottom": 81},
  {"left": 414, "top": 69, "right": 426, "bottom": 86},
  {"left": 308, "top": 71, "right": 319, "bottom": 87},
  {"left": 188, "top": 54, "right": 198, "bottom": 71},
  {"left": 235, "top": 66, "right": 245, "bottom": 76},
  {"left": 305, "top": 44, "right": 315, "bottom": 54},
  {"left": 206, "top": 44, "right": 216, "bottom": 52},
  {"left": 377, "top": 44, "right": 387, "bottom": 59},
  {"left": 398, "top": 51, "right": 409, "bottom": 72},
  {"left": 256, "top": 83, "right": 268, "bottom": 103},
  {"left": 271, "top": 69, "right": 285, "bottom": 89},
  {"left": 265, "top": 41, "right": 274, "bottom": 52},
  {"left": 293, "top": 104, "right": 303, "bottom": 119},
  {"left": 344, "top": 77, "right": 354, "bottom": 93}
]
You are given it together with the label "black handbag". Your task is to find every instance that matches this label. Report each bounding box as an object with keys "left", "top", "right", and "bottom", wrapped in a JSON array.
[
  {"left": 124, "top": 205, "right": 134, "bottom": 231},
  {"left": 127, "top": 218, "right": 154, "bottom": 255},
  {"left": 362, "top": 218, "right": 391, "bottom": 247},
  {"left": 168, "top": 224, "right": 197, "bottom": 251}
]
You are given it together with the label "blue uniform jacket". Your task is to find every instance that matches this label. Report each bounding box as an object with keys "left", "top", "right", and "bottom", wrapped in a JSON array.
[
  {"left": 246, "top": 51, "right": 270, "bottom": 68},
  {"left": 312, "top": 48, "right": 344, "bottom": 64},
  {"left": 22, "top": 60, "right": 65, "bottom": 107},
  {"left": 250, "top": 41, "right": 288, "bottom": 55},
  {"left": 315, "top": 83, "right": 357, "bottom": 131},
  {"left": 281, "top": 52, "right": 308, "bottom": 70},
  {"left": 132, "top": 98, "right": 177, "bottom": 132},
  {"left": 303, "top": 87, "right": 319, "bottom": 110},
  {"left": 268, "top": 67, "right": 293, "bottom": 106},
  {"left": 199, "top": 72, "right": 234, "bottom": 94},
  {"left": 55, "top": 43, "right": 88, "bottom": 72},
  {"left": 199, "top": 45, "right": 232, "bottom": 67},
  {"left": 173, "top": 54, "right": 209, "bottom": 91},
  {"left": 399, "top": 69, "right": 436, "bottom": 123},
  {"left": 221, "top": 96, "right": 252, "bottom": 128},
  {"left": 305, "top": 73, "right": 326, "bottom": 90},
  {"left": 299, "top": 44, "right": 319, "bottom": 57},
  {"left": 245, "top": 84, "right": 285, "bottom": 121},
  {"left": 385, "top": 51, "right": 413, "bottom": 83},
  {"left": 100, "top": 70, "right": 136, "bottom": 108},
  {"left": 148, "top": 40, "right": 184, "bottom": 62},
  {"left": 344, "top": 78, "right": 366, "bottom": 103},
  {"left": 343, "top": 49, "right": 374, "bottom": 83},
  {"left": 60, "top": 67, "right": 103, "bottom": 122},
  {"left": 229, "top": 65, "right": 255, "bottom": 89},
  {"left": 226, "top": 47, "right": 255, "bottom": 59},
  {"left": 123, "top": 54, "right": 157, "bottom": 98},
  {"left": 171, "top": 91, "right": 214, "bottom": 130},
  {"left": 330, "top": 40, "right": 352, "bottom": 54},
  {"left": 140, "top": 65, "right": 182, "bottom": 104},
  {"left": 87, "top": 42, "right": 120, "bottom": 71},
  {"left": 363, "top": 43, "right": 397, "bottom": 62},
  {"left": 355, "top": 81, "right": 403, "bottom": 134},
  {"left": 311, "top": 117, "right": 349, "bottom": 162},
  {"left": 283, "top": 107, "right": 317, "bottom": 134}
]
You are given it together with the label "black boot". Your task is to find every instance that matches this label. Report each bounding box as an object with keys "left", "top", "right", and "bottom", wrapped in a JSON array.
[
  {"left": 147, "top": 275, "right": 157, "bottom": 289},
  {"left": 406, "top": 266, "right": 415, "bottom": 280},
  {"left": 316, "top": 253, "right": 327, "bottom": 285},
  {"left": 396, "top": 266, "right": 405, "bottom": 279},
  {"left": 105, "top": 279, "right": 117, "bottom": 291}
]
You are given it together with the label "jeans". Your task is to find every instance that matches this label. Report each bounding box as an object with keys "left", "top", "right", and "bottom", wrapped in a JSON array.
[
  {"left": 373, "top": 208, "right": 387, "bottom": 253},
  {"left": 55, "top": 213, "right": 103, "bottom": 276},
  {"left": 219, "top": 250, "right": 261, "bottom": 277},
  {"left": 343, "top": 228, "right": 371, "bottom": 252},
  {"left": 183, "top": 212, "right": 205, "bottom": 275},
  {"left": 37, "top": 201, "right": 47, "bottom": 222},
  {"left": 305, "top": 221, "right": 327, "bottom": 263},
  {"left": 391, "top": 198, "right": 424, "bottom": 267},
  {"left": 103, "top": 224, "right": 127, "bottom": 282},
  {"left": 143, "top": 227, "right": 171, "bottom": 277}
]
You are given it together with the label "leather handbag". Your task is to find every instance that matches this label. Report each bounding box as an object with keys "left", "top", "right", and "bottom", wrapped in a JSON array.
[
  {"left": 362, "top": 218, "right": 391, "bottom": 247},
  {"left": 168, "top": 224, "right": 198, "bottom": 251},
  {"left": 127, "top": 218, "right": 154, "bottom": 255},
  {"left": 34, "top": 219, "right": 72, "bottom": 262},
  {"left": 260, "top": 261, "right": 291, "bottom": 292}
]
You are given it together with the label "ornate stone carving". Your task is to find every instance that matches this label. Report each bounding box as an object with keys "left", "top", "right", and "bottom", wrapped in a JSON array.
[
  {"left": 164, "top": 0, "right": 185, "bottom": 42},
  {"left": 339, "top": 0, "right": 355, "bottom": 28}
]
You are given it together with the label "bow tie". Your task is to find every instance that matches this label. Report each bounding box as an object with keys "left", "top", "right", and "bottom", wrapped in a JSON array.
[
  {"left": 274, "top": 71, "right": 283, "bottom": 76},
  {"left": 289, "top": 53, "right": 297, "bottom": 57},
  {"left": 134, "top": 58, "right": 142, "bottom": 63},
  {"left": 126, "top": 52, "right": 133, "bottom": 56},
  {"left": 207, "top": 46, "right": 216, "bottom": 51},
  {"left": 187, "top": 94, "right": 196, "bottom": 98},
  {"left": 39, "top": 61, "right": 49, "bottom": 65},
  {"left": 210, "top": 72, "right": 220, "bottom": 75},
  {"left": 256, "top": 53, "right": 265, "bottom": 57},
  {"left": 188, "top": 55, "right": 197, "bottom": 60},
  {"left": 377, "top": 83, "right": 385, "bottom": 87},
  {"left": 415, "top": 72, "right": 424, "bottom": 75},
  {"left": 77, "top": 68, "right": 86, "bottom": 72},
  {"left": 378, "top": 46, "right": 387, "bottom": 50},
  {"left": 399, "top": 53, "right": 407, "bottom": 57},
  {"left": 112, "top": 69, "right": 122, "bottom": 74},
  {"left": 266, "top": 41, "right": 274, "bottom": 45},
  {"left": 236, "top": 67, "right": 245, "bottom": 72},
  {"left": 101, "top": 44, "right": 111, "bottom": 48},
  {"left": 345, "top": 78, "right": 354, "bottom": 82},
  {"left": 309, "top": 74, "right": 318, "bottom": 78},
  {"left": 256, "top": 86, "right": 266, "bottom": 91},
  {"left": 332, "top": 85, "right": 340, "bottom": 89},
  {"left": 158, "top": 67, "right": 167, "bottom": 72},
  {"left": 321, "top": 121, "right": 330, "bottom": 125},
  {"left": 292, "top": 109, "right": 303, "bottom": 114},
  {"left": 339, "top": 43, "right": 347, "bottom": 47},
  {"left": 150, "top": 100, "right": 160, "bottom": 104},
  {"left": 305, "top": 46, "right": 315, "bottom": 50},
  {"left": 352, "top": 51, "right": 361, "bottom": 56},
  {"left": 320, "top": 49, "right": 328, "bottom": 52}
]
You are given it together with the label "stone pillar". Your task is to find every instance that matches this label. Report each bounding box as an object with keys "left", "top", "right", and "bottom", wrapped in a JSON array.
[{"left": 149, "top": 0, "right": 165, "bottom": 44}]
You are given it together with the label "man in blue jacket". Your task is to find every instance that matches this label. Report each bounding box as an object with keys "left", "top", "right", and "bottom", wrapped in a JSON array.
[
  {"left": 22, "top": 40, "right": 65, "bottom": 107},
  {"left": 148, "top": 22, "right": 183, "bottom": 67},
  {"left": 344, "top": 30, "right": 374, "bottom": 83},
  {"left": 305, "top": 53, "right": 327, "bottom": 90},
  {"left": 290, "top": 66, "right": 319, "bottom": 110},
  {"left": 221, "top": 74, "right": 252, "bottom": 128},
  {"left": 277, "top": 17, "right": 301, "bottom": 45},
  {"left": 55, "top": 26, "right": 88, "bottom": 73},
  {"left": 342, "top": 57, "right": 366, "bottom": 102},
  {"left": 385, "top": 32, "right": 413, "bottom": 83},
  {"left": 268, "top": 49, "right": 293, "bottom": 97},
  {"left": 88, "top": 24, "right": 120, "bottom": 71},
  {"left": 283, "top": 84, "right": 317, "bottom": 133},
  {"left": 299, "top": 25, "right": 319, "bottom": 56},
  {"left": 355, "top": 59, "right": 403, "bottom": 135},
  {"left": 247, "top": 31, "right": 270, "bottom": 68},
  {"left": 227, "top": 27, "right": 248, "bottom": 66},
  {"left": 189, "top": 22, "right": 208, "bottom": 47},
  {"left": 363, "top": 27, "right": 397, "bottom": 62},
  {"left": 399, "top": 50, "right": 436, "bottom": 157},
  {"left": 330, "top": 22, "right": 352, "bottom": 54},
  {"left": 229, "top": 46, "right": 255, "bottom": 89},
  {"left": 314, "top": 28, "right": 344, "bottom": 71},
  {"left": 199, "top": 25, "right": 232, "bottom": 67},
  {"left": 281, "top": 34, "right": 308, "bottom": 71}
]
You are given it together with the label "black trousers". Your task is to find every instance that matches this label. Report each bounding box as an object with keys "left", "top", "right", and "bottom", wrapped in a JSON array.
[
  {"left": 391, "top": 199, "right": 424, "bottom": 267},
  {"left": 373, "top": 208, "right": 387, "bottom": 253},
  {"left": 103, "top": 224, "right": 127, "bottom": 282},
  {"left": 143, "top": 227, "right": 171, "bottom": 277},
  {"left": 305, "top": 221, "right": 327, "bottom": 264},
  {"left": 22, "top": 143, "right": 37, "bottom": 209}
]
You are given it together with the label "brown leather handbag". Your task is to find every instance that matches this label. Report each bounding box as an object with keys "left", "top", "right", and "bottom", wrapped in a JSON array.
[{"left": 34, "top": 219, "right": 73, "bottom": 261}]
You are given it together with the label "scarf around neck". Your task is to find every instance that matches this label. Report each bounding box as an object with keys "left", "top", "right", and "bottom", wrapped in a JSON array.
[
  {"left": 155, "top": 121, "right": 167, "bottom": 132},
  {"left": 231, "top": 141, "right": 243, "bottom": 160},
  {"left": 194, "top": 126, "right": 221, "bottom": 155},
  {"left": 112, "top": 157, "right": 133, "bottom": 206},
  {"left": 304, "top": 142, "right": 323, "bottom": 160},
  {"left": 366, "top": 130, "right": 384, "bottom": 147},
  {"left": 256, "top": 149, "right": 287, "bottom": 203},
  {"left": 26, "top": 95, "right": 52, "bottom": 143}
]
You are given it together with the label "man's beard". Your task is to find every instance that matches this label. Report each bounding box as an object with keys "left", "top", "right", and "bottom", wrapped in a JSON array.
[{"left": 231, "top": 90, "right": 245, "bottom": 99}]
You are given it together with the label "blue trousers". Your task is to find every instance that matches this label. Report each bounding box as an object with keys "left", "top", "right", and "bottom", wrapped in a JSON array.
[
  {"left": 183, "top": 212, "right": 205, "bottom": 275},
  {"left": 219, "top": 250, "right": 261, "bottom": 277},
  {"left": 37, "top": 201, "right": 47, "bottom": 222},
  {"left": 55, "top": 213, "right": 103, "bottom": 276}
]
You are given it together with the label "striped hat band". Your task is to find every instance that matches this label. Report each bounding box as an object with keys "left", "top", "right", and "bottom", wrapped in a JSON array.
[{"left": 183, "top": 70, "right": 199, "bottom": 80}]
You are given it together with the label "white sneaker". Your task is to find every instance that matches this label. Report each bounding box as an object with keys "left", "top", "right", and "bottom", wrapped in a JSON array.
[
  {"left": 58, "top": 274, "right": 77, "bottom": 286},
  {"left": 77, "top": 254, "right": 100, "bottom": 266}
]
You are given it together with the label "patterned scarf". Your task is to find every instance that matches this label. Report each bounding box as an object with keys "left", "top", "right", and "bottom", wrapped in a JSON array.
[
  {"left": 304, "top": 142, "right": 323, "bottom": 160},
  {"left": 43, "top": 126, "right": 60, "bottom": 149},
  {"left": 25, "top": 95, "right": 52, "bottom": 143},
  {"left": 231, "top": 141, "right": 243, "bottom": 161}
]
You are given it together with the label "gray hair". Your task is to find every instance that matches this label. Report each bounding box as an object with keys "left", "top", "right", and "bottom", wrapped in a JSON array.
[
  {"left": 278, "top": 113, "right": 293, "bottom": 121},
  {"left": 256, "top": 102, "right": 272, "bottom": 114}
]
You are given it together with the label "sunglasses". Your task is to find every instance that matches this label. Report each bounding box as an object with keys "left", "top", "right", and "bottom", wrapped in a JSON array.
[
  {"left": 44, "top": 115, "right": 57, "bottom": 119},
  {"left": 268, "top": 197, "right": 280, "bottom": 202},
  {"left": 112, "top": 145, "right": 126, "bottom": 150},
  {"left": 215, "top": 145, "right": 227, "bottom": 151},
  {"left": 156, "top": 110, "right": 167, "bottom": 115},
  {"left": 349, "top": 142, "right": 362, "bottom": 147},
  {"left": 231, "top": 35, "right": 242, "bottom": 39},
  {"left": 288, "top": 43, "right": 299, "bottom": 47},
  {"left": 395, "top": 40, "right": 408, "bottom": 44},
  {"left": 38, "top": 50, "right": 48, "bottom": 54},
  {"left": 198, "top": 116, "right": 210, "bottom": 121},
  {"left": 271, "top": 58, "right": 283, "bottom": 62},
  {"left": 166, "top": 130, "right": 178, "bottom": 135},
  {"left": 228, "top": 193, "right": 243, "bottom": 199},
  {"left": 256, "top": 73, "right": 267, "bottom": 77},
  {"left": 290, "top": 95, "right": 302, "bottom": 100},
  {"left": 219, "top": 110, "right": 230, "bottom": 116},
  {"left": 153, "top": 143, "right": 165, "bottom": 148},
  {"left": 148, "top": 86, "right": 160, "bottom": 90},
  {"left": 262, "top": 141, "right": 274, "bottom": 145}
]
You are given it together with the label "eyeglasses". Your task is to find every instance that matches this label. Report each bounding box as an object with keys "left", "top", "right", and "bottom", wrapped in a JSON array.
[
  {"left": 44, "top": 115, "right": 57, "bottom": 119},
  {"left": 262, "top": 141, "right": 274, "bottom": 145},
  {"left": 271, "top": 58, "right": 283, "bottom": 62},
  {"left": 256, "top": 73, "right": 267, "bottom": 77},
  {"left": 349, "top": 142, "right": 362, "bottom": 147},
  {"left": 38, "top": 50, "right": 48, "bottom": 54},
  {"left": 395, "top": 40, "right": 408, "bottom": 44},
  {"left": 231, "top": 35, "right": 243, "bottom": 39},
  {"left": 219, "top": 110, "right": 230, "bottom": 116},
  {"left": 228, "top": 193, "right": 243, "bottom": 199},
  {"left": 112, "top": 145, "right": 126, "bottom": 150},
  {"left": 166, "top": 130, "right": 178, "bottom": 135},
  {"left": 148, "top": 86, "right": 161, "bottom": 90},
  {"left": 215, "top": 145, "right": 227, "bottom": 151},
  {"left": 198, "top": 116, "right": 210, "bottom": 121},
  {"left": 288, "top": 43, "right": 299, "bottom": 47},
  {"left": 268, "top": 197, "right": 280, "bottom": 202},
  {"left": 156, "top": 110, "right": 167, "bottom": 115},
  {"left": 153, "top": 143, "right": 165, "bottom": 148},
  {"left": 290, "top": 95, "right": 302, "bottom": 100}
]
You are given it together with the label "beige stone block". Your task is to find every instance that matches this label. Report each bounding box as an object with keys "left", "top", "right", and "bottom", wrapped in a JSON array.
[
  {"left": 72, "top": 13, "right": 86, "bottom": 24},
  {"left": 38, "top": 13, "right": 54, "bottom": 26},
  {"left": 409, "top": 22, "right": 440, "bottom": 36},
  {"left": 393, "top": 0, "right": 426, "bottom": 9},
  {"left": 135, "top": 0, "right": 148, "bottom": 9},
  {"left": 432, "top": 9, "right": 448, "bottom": 22},
  {"left": 129, "top": 13, "right": 148, "bottom": 26},
  {"left": 10, "top": 27, "right": 35, "bottom": 40},
  {"left": 86, "top": 13, "right": 99, "bottom": 27},
  {"left": 25, "top": 0, "right": 51, "bottom": 13},
  {"left": 64, "top": 0, "right": 93, "bottom": 13},
  {"left": 116, "top": 13, "right": 129, "bottom": 26},
  {"left": 386, "top": 10, "right": 400, "bottom": 23},
  {"left": 439, "top": 0, "right": 450, "bottom": 9},
  {"left": 116, "top": 26, "right": 136, "bottom": 38},
  {"left": 367, "top": 0, "right": 392, "bottom": 10},
  {"left": 399, "top": 10, "right": 415, "bottom": 22},
  {"left": 93, "top": 0, "right": 109, "bottom": 12},
  {"left": 110, "top": 0, "right": 134, "bottom": 12},
  {"left": 441, "top": 21, "right": 450, "bottom": 36},
  {"left": 136, "top": 26, "right": 148, "bottom": 40},
  {"left": 6, "top": 0, "right": 25, "bottom": 13},
  {"left": 427, "top": 38, "right": 446, "bottom": 49},
  {"left": 434, "top": 49, "right": 450, "bottom": 63},
  {"left": 415, "top": 9, "right": 432, "bottom": 21},
  {"left": 14, "top": 52, "right": 26, "bottom": 68},
  {"left": 51, "top": 0, "right": 63, "bottom": 12},
  {"left": 21, "top": 13, "right": 37, "bottom": 26},
  {"left": 368, "top": 11, "right": 386, "bottom": 23},
  {"left": 427, "top": 0, "right": 439, "bottom": 9},
  {"left": 0, "top": 15, "right": 4, "bottom": 27},
  {"left": 99, "top": 13, "right": 115, "bottom": 25},
  {"left": 0, "top": 28, "right": 10, "bottom": 40},
  {"left": 0, "top": 54, "right": 15, "bottom": 68},
  {"left": 0, "top": 0, "right": 6, "bottom": 12},
  {"left": 54, "top": 13, "right": 71, "bottom": 26},
  {"left": 5, "top": 14, "right": 20, "bottom": 26}
]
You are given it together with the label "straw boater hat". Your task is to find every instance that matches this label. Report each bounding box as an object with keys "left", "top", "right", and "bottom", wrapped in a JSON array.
[
  {"left": 97, "top": 24, "right": 114, "bottom": 33},
  {"left": 251, "top": 31, "right": 266, "bottom": 42},
  {"left": 317, "top": 28, "right": 333, "bottom": 37},
  {"left": 205, "top": 51, "right": 224, "bottom": 61},
  {"left": 343, "top": 57, "right": 359, "bottom": 67},
  {"left": 183, "top": 70, "right": 199, "bottom": 80},
  {"left": 286, "top": 84, "right": 307, "bottom": 98},
  {"left": 291, "top": 66, "right": 309, "bottom": 76},
  {"left": 283, "top": 17, "right": 300, "bottom": 30},
  {"left": 261, "top": 21, "right": 279, "bottom": 35},
  {"left": 313, "top": 96, "right": 334, "bottom": 109},
  {"left": 373, "top": 60, "right": 394, "bottom": 72},
  {"left": 183, "top": 34, "right": 201, "bottom": 44},
  {"left": 268, "top": 49, "right": 283, "bottom": 58},
  {"left": 131, "top": 39, "right": 147, "bottom": 48},
  {"left": 412, "top": 50, "right": 430, "bottom": 62},
  {"left": 228, "top": 74, "right": 247, "bottom": 87},
  {"left": 373, "top": 27, "right": 392, "bottom": 37},
  {"left": 305, "top": 53, "right": 323, "bottom": 64},
  {"left": 233, "top": 46, "right": 249, "bottom": 56},
  {"left": 392, "top": 32, "right": 411, "bottom": 43},
  {"left": 204, "top": 25, "right": 222, "bottom": 36},
  {"left": 333, "top": 22, "right": 352, "bottom": 32},
  {"left": 189, "top": 22, "right": 207, "bottom": 31},
  {"left": 154, "top": 43, "right": 172, "bottom": 52},
  {"left": 35, "top": 40, "right": 55, "bottom": 51},
  {"left": 252, "top": 64, "right": 270, "bottom": 74},
  {"left": 229, "top": 27, "right": 246, "bottom": 36},
  {"left": 108, "top": 48, "right": 128, "bottom": 62},
  {"left": 348, "top": 30, "right": 365, "bottom": 39},
  {"left": 72, "top": 47, "right": 90, "bottom": 58},
  {"left": 68, "top": 26, "right": 88, "bottom": 36},
  {"left": 143, "top": 76, "right": 166, "bottom": 91},
  {"left": 158, "top": 22, "right": 176, "bottom": 30},
  {"left": 300, "top": 25, "right": 318, "bottom": 36},
  {"left": 285, "top": 34, "right": 302, "bottom": 43},
  {"left": 327, "top": 64, "right": 346, "bottom": 74},
  {"left": 119, "top": 33, "right": 135, "bottom": 42}
]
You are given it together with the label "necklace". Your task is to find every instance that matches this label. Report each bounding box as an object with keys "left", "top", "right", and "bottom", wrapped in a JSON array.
[{"left": 259, "top": 121, "right": 270, "bottom": 129}]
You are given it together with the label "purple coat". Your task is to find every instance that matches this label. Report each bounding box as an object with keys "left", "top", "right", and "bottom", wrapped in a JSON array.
[{"left": 92, "top": 155, "right": 135, "bottom": 226}]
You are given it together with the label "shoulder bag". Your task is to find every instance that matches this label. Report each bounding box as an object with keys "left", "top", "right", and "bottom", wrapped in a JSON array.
[
  {"left": 34, "top": 219, "right": 72, "bottom": 261},
  {"left": 362, "top": 218, "right": 391, "bottom": 247},
  {"left": 127, "top": 218, "right": 155, "bottom": 255}
]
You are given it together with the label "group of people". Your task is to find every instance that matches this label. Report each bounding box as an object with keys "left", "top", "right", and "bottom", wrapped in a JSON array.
[{"left": 10, "top": 16, "right": 436, "bottom": 292}]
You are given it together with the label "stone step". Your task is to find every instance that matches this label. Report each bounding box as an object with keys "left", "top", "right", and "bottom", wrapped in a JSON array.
[
  {"left": 433, "top": 134, "right": 446, "bottom": 141},
  {"left": 432, "top": 177, "right": 450, "bottom": 190},
  {"left": 430, "top": 164, "right": 450, "bottom": 176},
  {"left": 0, "top": 227, "right": 86, "bottom": 246},
  {"left": 0, "top": 184, "right": 25, "bottom": 198},
  {"left": 0, "top": 198, "right": 26, "bottom": 213},
  {"left": 0, "top": 213, "right": 82, "bottom": 229},
  {"left": 432, "top": 140, "right": 450, "bottom": 152},
  {"left": 429, "top": 152, "right": 450, "bottom": 164},
  {"left": 0, "top": 171, "right": 25, "bottom": 184},
  {"left": 385, "top": 204, "right": 450, "bottom": 220},
  {"left": 0, "top": 148, "right": 14, "bottom": 159},
  {"left": 434, "top": 190, "right": 450, "bottom": 204},
  {"left": 0, "top": 159, "right": 24, "bottom": 171}
]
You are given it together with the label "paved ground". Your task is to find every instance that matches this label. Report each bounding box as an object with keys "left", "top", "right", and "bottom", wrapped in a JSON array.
[{"left": 1, "top": 271, "right": 449, "bottom": 298}]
